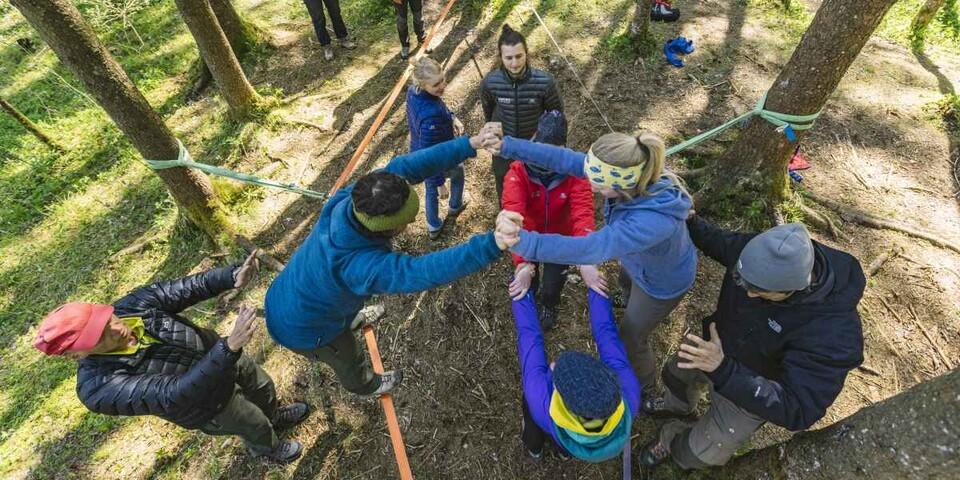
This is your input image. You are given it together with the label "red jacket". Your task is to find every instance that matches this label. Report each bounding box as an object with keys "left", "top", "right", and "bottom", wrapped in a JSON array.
[{"left": 502, "top": 160, "right": 596, "bottom": 265}]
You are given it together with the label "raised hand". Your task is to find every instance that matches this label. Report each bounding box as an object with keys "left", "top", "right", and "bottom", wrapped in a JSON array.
[
  {"left": 579, "top": 265, "right": 609, "bottom": 297},
  {"left": 509, "top": 262, "right": 535, "bottom": 300},
  {"left": 226, "top": 304, "right": 259, "bottom": 352},
  {"left": 677, "top": 323, "right": 724, "bottom": 373},
  {"left": 233, "top": 249, "right": 260, "bottom": 289}
]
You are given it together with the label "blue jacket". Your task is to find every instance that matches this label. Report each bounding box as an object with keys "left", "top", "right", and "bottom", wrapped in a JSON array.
[
  {"left": 406, "top": 86, "right": 455, "bottom": 152},
  {"left": 514, "top": 290, "right": 641, "bottom": 461},
  {"left": 686, "top": 216, "right": 865, "bottom": 430},
  {"left": 265, "top": 137, "right": 502, "bottom": 350},
  {"left": 500, "top": 137, "right": 697, "bottom": 299}
]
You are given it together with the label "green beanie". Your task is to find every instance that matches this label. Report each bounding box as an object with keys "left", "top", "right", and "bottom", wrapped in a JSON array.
[{"left": 353, "top": 188, "right": 420, "bottom": 232}]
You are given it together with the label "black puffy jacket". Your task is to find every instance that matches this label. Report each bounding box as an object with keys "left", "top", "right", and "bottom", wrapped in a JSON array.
[
  {"left": 76, "top": 265, "right": 241, "bottom": 429},
  {"left": 683, "top": 216, "right": 865, "bottom": 431},
  {"left": 480, "top": 66, "right": 563, "bottom": 140}
]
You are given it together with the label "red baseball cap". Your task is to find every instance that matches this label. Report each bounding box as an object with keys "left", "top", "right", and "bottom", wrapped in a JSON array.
[{"left": 34, "top": 302, "right": 114, "bottom": 356}]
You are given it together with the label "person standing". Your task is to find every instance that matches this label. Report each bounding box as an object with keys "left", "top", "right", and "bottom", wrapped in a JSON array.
[
  {"left": 393, "top": 0, "right": 426, "bottom": 59},
  {"left": 302, "top": 0, "right": 357, "bottom": 61},
  {"left": 481, "top": 24, "right": 563, "bottom": 203}
]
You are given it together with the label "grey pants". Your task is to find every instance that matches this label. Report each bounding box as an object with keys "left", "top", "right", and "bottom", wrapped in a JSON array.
[
  {"left": 659, "top": 353, "right": 766, "bottom": 469},
  {"left": 619, "top": 270, "right": 685, "bottom": 387},
  {"left": 290, "top": 328, "right": 379, "bottom": 395},
  {"left": 200, "top": 355, "right": 279, "bottom": 455}
]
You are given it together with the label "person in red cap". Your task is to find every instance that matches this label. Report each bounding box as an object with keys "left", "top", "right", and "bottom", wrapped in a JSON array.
[{"left": 34, "top": 251, "right": 309, "bottom": 463}]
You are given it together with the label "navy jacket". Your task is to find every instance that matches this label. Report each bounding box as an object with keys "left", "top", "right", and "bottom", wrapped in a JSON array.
[
  {"left": 686, "top": 216, "right": 865, "bottom": 431},
  {"left": 406, "top": 86, "right": 455, "bottom": 152}
]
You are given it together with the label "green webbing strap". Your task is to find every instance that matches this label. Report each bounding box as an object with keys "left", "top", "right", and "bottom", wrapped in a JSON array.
[
  {"left": 144, "top": 140, "right": 328, "bottom": 200},
  {"left": 665, "top": 94, "right": 821, "bottom": 156}
]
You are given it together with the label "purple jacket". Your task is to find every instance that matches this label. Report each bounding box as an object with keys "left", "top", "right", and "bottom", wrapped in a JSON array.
[{"left": 513, "top": 290, "right": 642, "bottom": 447}]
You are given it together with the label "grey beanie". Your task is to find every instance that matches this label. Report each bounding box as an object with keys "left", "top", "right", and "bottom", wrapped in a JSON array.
[{"left": 736, "top": 223, "right": 814, "bottom": 292}]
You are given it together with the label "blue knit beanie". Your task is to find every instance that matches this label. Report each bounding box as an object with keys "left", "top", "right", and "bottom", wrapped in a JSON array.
[
  {"left": 533, "top": 110, "right": 567, "bottom": 146},
  {"left": 553, "top": 351, "right": 621, "bottom": 419}
]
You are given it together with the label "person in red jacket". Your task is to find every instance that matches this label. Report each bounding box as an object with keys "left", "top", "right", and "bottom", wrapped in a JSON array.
[{"left": 503, "top": 111, "right": 604, "bottom": 329}]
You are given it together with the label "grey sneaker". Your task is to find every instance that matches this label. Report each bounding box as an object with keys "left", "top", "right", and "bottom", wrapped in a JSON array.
[
  {"left": 273, "top": 402, "right": 310, "bottom": 429},
  {"left": 400, "top": 45, "right": 410, "bottom": 59},
  {"left": 323, "top": 45, "right": 334, "bottom": 61},
  {"left": 350, "top": 304, "right": 385, "bottom": 330},
  {"left": 339, "top": 37, "right": 356, "bottom": 49},
  {"left": 363, "top": 370, "right": 403, "bottom": 397},
  {"left": 261, "top": 439, "right": 302, "bottom": 463}
]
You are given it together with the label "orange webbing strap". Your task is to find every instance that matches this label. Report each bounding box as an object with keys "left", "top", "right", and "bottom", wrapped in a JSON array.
[
  {"left": 362, "top": 326, "right": 413, "bottom": 480},
  {"left": 327, "top": 0, "right": 459, "bottom": 196}
]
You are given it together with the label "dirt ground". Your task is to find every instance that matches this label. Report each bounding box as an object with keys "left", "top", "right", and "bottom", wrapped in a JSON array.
[{"left": 60, "top": 0, "right": 960, "bottom": 478}]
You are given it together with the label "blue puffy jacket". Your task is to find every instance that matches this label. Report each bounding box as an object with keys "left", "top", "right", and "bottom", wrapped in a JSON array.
[
  {"left": 264, "top": 137, "right": 502, "bottom": 350},
  {"left": 406, "top": 86, "right": 455, "bottom": 152}
]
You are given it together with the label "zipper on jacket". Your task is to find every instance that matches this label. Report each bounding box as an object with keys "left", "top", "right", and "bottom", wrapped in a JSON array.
[{"left": 513, "top": 80, "right": 520, "bottom": 138}]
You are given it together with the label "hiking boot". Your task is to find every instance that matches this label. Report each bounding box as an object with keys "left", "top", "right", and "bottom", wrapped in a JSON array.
[
  {"left": 273, "top": 401, "right": 310, "bottom": 429},
  {"left": 323, "top": 45, "right": 334, "bottom": 61},
  {"left": 363, "top": 370, "right": 403, "bottom": 397},
  {"left": 539, "top": 305, "right": 559, "bottom": 331},
  {"left": 351, "top": 304, "right": 386, "bottom": 330},
  {"left": 638, "top": 439, "right": 671, "bottom": 467},
  {"left": 650, "top": 0, "right": 680, "bottom": 22},
  {"left": 640, "top": 396, "right": 695, "bottom": 419},
  {"left": 339, "top": 37, "right": 357, "bottom": 49},
  {"left": 400, "top": 45, "right": 410, "bottom": 59},
  {"left": 261, "top": 439, "right": 303, "bottom": 463}
]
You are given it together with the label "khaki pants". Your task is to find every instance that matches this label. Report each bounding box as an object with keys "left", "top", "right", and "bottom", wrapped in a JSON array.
[
  {"left": 659, "top": 353, "right": 766, "bottom": 469},
  {"left": 289, "top": 328, "right": 379, "bottom": 395},
  {"left": 619, "top": 273, "right": 685, "bottom": 387},
  {"left": 200, "top": 355, "right": 279, "bottom": 455}
]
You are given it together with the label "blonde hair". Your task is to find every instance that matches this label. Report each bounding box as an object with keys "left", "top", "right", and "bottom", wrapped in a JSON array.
[
  {"left": 589, "top": 132, "right": 691, "bottom": 202},
  {"left": 410, "top": 56, "right": 443, "bottom": 90}
]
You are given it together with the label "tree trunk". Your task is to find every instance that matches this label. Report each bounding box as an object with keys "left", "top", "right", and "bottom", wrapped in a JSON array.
[
  {"left": 910, "top": 0, "right": 947, "bottom": 48},
  {"left": 712, "top": 367, "right": 960, "bottom": 479},
  {"left": 702, "top": 0, "right": 897, "bottom": 211},
  {"left": 174, "top": 0, "right": 261, "bottom": 119},
  {"left": 0, "top": 96, "right": 63, "bottom": 152},
  {"left": 9, "top": 0, "right": 230, "bottom": 239},
  {"left": 630, "top": 0, "right": 656, "bottom": 55},
  {"left": 209, "top": 0, "right": 257, "bottom": 60}
]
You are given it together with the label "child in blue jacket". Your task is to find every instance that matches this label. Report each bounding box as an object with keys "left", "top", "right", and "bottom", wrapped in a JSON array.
[
  {"left": 513, "top": 289, "right": 641, "bottom": 462},
  {"left": 496, "top": 132, "right": 696, "bottom": 389},
  {"left": 406, "top": 56, "right": 467, "bottom": 240}
]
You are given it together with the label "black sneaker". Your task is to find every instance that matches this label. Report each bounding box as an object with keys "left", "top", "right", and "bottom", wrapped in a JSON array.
[
  {"left": 640, "top": 396, "right": 695, "bottom": 419},
  {"left": 261, "top": 439, "right": 303, "bottom": 463},
  {"left": 273, "top": 401, "right": 310, "bottom": 429},
  {"left": 638, "top": 439, "right": 671, "bottom": 467},
  {"left": 400, "top": 45, "right": 410, "bottom": 59},
  {"left": 650, "top": 0, "right": 680, "bottom": 22},
  {"left": 539, "top": 305, "right": 559, "bottom": 331},
  {"left": 362, "top": 370, "right": 403, "bottom": 397}
]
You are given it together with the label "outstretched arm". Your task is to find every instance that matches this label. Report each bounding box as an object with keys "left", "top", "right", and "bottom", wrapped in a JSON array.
[
  {"left": 588, "top": 291, "right": 641, "bottom": 414},
  {"left": 384, "top": 136, "right": 477, "bottom": 183},
  {"left": 500, "top": 136, "right": 587, "bottom": 178},
  {"left": 513, "top": 290, "right": 555, "bottom": 433},
  {"left": 114, "top": 265, "right": 237, "bottom": 314}
]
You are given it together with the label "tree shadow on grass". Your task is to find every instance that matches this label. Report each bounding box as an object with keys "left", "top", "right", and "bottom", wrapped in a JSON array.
[{"left": 912, "top": 49, "right": 959, "bottom": 208}]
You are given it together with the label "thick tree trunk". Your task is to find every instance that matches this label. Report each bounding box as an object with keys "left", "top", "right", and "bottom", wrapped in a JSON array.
[
  {"left": 209, "top": 0, "right": 257, "bottom": 60},
  {"left": 0, "top": 96, "right": 63, "bottom": 152},
  {"left": 702, "top": 0, "right": 897, "bottom": 211},
  {"left": 910, "top": 0, "right": 947, "bottom": 48},
  {"left": 174, "top": 0, "right": 261, "bottom": 119},
  {"left": 629, "top": 0, "right": 656, "bottom": 55},
  {"left": 712, "top": 368, "right": 959, "bottom": 479},
  {"left": 9, "top": 0, "right": 229, "bottom": 239}
]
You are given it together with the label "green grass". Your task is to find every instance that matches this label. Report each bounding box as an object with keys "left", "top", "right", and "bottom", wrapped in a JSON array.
[{"left": 877, "top": 0, "right": 960, "bottom": 53}]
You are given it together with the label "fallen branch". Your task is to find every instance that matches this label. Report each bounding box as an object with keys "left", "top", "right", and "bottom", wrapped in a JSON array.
[
  {"left": 907, "top": 305, "right": 954, "bottom": 370},
  {"left": 804, "top": 191, "right": 960, "bottom": 255},
  {"left": 109, "top": 232, "right": 164, "bottom": 261},
  {"left": 867, "top": 246, "right": 903, "bottom": 277},
  {"left": 235, "top": 235, "right": 285, "bottom": 271},
  {"left": 857, "top": 364, "right": 882, "bottom": 376}
]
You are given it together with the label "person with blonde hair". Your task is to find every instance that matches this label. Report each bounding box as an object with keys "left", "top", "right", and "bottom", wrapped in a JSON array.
[
  {"left": 406, "top": 56, "right": 468, "bottom": 240},
  {"left": 490, "top": 130, "right": 696, "bottom": 389}
]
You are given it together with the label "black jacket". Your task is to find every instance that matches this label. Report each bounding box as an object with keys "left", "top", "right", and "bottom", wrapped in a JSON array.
[
  {"left": 76, "top": 266, "right": 241, "bottom": 429},
  {"left": 684, "top": 216, "right": 865, "bottom": 431},
  {"left": 480, "top": 66, "right": 563, "bottom": 140}
]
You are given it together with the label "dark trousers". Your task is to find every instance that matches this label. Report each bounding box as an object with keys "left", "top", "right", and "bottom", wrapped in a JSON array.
[
  {"left": 303, "top": 0, "right": 348, "bottom": 46},
  {"left": 531, "top": 262, "right": 567, "bottom": 310},
  {"left": 290, "top": 328, "right": 379, "bottom": 395},
  {"left": 520, "top": 393, "right": 546, "bottom": 453},
  {"left": 493, "top": 155, "right": 512, "bottom": 207},
  {"left": 200, "top": 355, "right": 279, "bottom": 455},
  {"left": 394, "top": 0, "right": 425, "bottom": 48}
]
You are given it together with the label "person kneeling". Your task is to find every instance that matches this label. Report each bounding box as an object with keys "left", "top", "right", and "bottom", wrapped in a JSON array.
[
  {"left": 34, "top": 253, "right": 310, "bottom": 463},
  {"left": 513, "top": 289, "right": 640, "bottom": 462}
]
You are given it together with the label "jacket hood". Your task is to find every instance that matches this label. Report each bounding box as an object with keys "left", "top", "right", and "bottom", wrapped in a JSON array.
[
  {"left": 552, "top": 408, "right": 632, "bottom": 463},
  {"left": 784, "top": 242, "right": 864, "bottom": 312},
  {"left": 609, "top": 176, "right": 692, "bottom": 221}
]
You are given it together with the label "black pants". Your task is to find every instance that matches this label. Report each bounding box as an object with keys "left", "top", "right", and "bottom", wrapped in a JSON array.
[
  {"left": 521, "top": 393, "right": 546, "bottom": 453},
  {"left": 531, "top": 262, "right": 567, "bottom": 311},
  {"left": 303, "top": 0, "right": 348, "bottom": 46},
  {"left": 493, "top": 155, "right": 511, "bottom": 207},
  {"left": 394, "top": 0, "right": 425, "bottom": 48}
]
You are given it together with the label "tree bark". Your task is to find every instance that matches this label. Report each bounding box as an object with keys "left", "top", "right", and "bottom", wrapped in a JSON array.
[
  {"left": 629, "top": 0, "right": 656, "bottom": 55},
  {"left": 712, "top": 367, "right": 960, "bottom": 479},
  {"left": 0, "top": 96, "right": 63, "bottom": 152},
  {"left": 702, "top": 0, "right": 898, "bottom": 210},
  {"left": 910, "top": 0, "right": 947, "bottom": 48},
  {"left": 174, "top": 0, "right": 261, "bottom": 119},
  {"left": 9, "top": 0, "right": 230, "bottom": 239},
  {"left": 209, "top": 0, "right": 257, "bottom": 60}
]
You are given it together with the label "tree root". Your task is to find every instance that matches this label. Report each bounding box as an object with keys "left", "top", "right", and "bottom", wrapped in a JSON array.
[
  {"left": 867, "top": 246, "right": 903, "bottom": 277},
  {"left": 800, "top": 203, "right": 847, "bottom": 241},
  {"left": 679, "top": 166, "right": 708, "bottom": 181},
  {"left": 805, "top": 191, "right": 960, "bottom": 255},
  {"left": 109, "top": 232, "right": 165, "bottom": 261},
  {"left": 236, "top": 235, "right": 285, "bottom": 271}
]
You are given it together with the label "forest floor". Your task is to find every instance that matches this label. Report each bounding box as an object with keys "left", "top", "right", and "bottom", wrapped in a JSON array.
[{"left": 0, "top": 0, "right": 958, "bottom": 479}]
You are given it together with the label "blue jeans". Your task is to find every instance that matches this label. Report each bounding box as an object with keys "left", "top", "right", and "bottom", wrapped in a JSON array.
[{"left": 424, "top": 166, "right": 465, "bottom": 231}]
